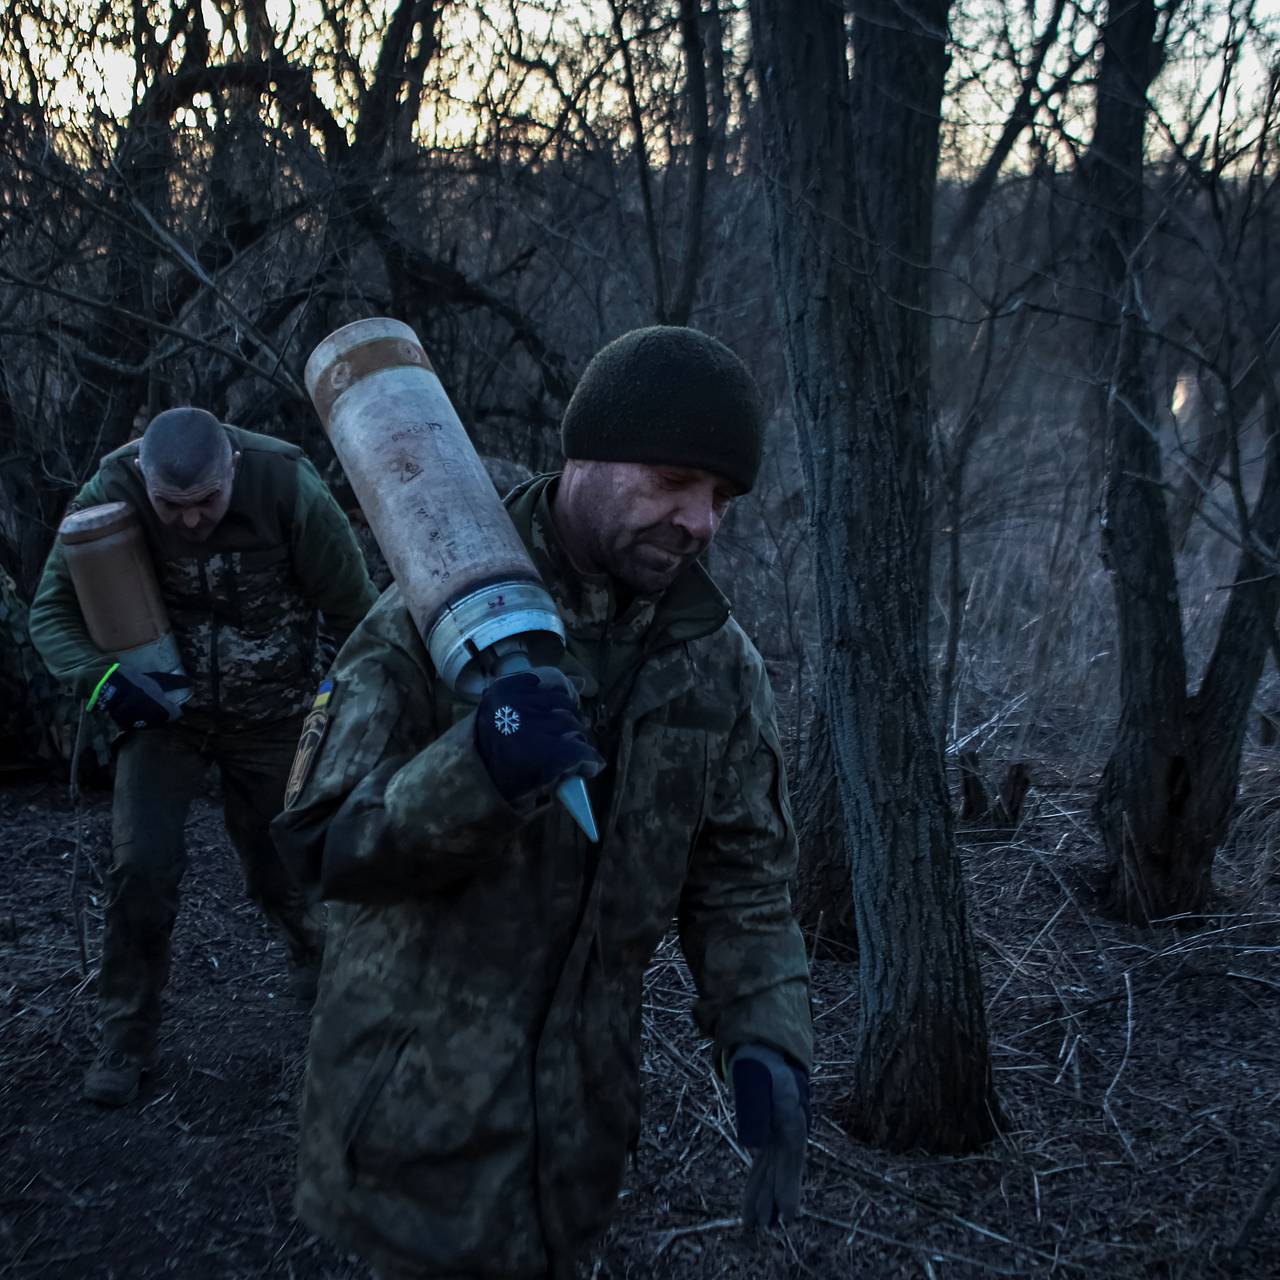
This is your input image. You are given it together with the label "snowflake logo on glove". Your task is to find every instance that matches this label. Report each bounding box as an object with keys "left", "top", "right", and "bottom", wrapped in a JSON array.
[{"left": 495, "top": 705, "right": 521, "bottom": 735}]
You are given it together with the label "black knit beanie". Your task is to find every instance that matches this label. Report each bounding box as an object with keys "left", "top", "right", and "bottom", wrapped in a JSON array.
[{"left": 560, "top": 326, "right": 765, "bottom": 494}]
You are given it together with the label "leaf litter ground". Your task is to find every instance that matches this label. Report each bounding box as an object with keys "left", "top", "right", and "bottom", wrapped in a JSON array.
[{"left": 1, "top": 767, "right": 1278, "bottom": 1279}]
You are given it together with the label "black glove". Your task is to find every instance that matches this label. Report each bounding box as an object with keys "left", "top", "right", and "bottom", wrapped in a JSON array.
[
  {"left": 91, "top": 665, "right": 192, "bottom": 730},
  {"left": 474, "top": 666, "right": 604, "bottom": 805},
  {"left": 730, "top": 1043, "right": 810, "bottom": 1228}
]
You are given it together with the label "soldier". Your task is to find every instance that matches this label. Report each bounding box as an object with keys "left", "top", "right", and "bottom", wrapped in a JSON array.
[
  {"left": 29, "top": 408, "right": 378, "bottom": 1107},
  {"left": 272, "top": 327, "right": 813, "bottom": 1280}
]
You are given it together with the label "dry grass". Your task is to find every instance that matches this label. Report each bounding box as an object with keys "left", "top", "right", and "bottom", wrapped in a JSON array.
[
  {"left": 607, "top": 781, "right": 1280, "bottom": 1278},
  {"left": 2, "top": 762, "right": 1278, "bottom": 1279}
]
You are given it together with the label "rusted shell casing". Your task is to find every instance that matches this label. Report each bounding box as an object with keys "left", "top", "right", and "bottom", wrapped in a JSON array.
[
  {"left": 58, "top": 502, "right": 191, "bottom": 700},
  {"left": 304, "top": 317, "right": 563, "bottom": 697}
]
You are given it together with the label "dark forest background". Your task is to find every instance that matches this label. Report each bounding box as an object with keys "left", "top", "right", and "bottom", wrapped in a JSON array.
[{"left": 3, "top": 1, "right": 1280, "bottom": 1272}]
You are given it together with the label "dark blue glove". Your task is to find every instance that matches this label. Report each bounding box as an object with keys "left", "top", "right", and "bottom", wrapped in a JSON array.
[
  {"left": 90, "top": 664, "right": 192, "bottom": 730},
  {"left": 474, "top": 666, "right": 604, "bottom": 805},
  {"left": 730, "top": 1043, "right": 810, "bottom": 1228}
]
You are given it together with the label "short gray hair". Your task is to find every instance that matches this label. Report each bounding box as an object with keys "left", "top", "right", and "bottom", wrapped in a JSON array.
[{"left": 139, "top": 408, "right": 232, "bottom": 489}]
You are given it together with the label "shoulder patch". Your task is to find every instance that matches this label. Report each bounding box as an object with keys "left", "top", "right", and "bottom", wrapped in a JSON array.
[{"left": 284, "top": 680, "right": 336, "bottom": 808}]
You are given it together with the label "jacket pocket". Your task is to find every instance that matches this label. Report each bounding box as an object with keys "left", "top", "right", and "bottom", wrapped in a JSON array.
[{"left": 341, "top": 1026, "right": 413, "bottom": 1184}]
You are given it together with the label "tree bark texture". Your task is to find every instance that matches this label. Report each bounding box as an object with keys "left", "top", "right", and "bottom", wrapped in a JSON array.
[
  {"left": 1184, "top": 389, "right": 1280, "bottom": 870},
  {"left": 1089, "top": 0, "right": 1211, "bottom": 920},
  {"left": 790, "top": 694, "right": 858, "bottom": 958},
  {"left": 851, "top": 0, "right": 938, "bottom": 644},
  {"left": 750, "top": 0, "right": 997, "bottom": 1150}
]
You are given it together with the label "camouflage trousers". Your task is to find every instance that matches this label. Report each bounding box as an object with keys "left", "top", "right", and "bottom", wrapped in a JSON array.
[{"left": 99, "top": 715, "right": 320, "bottom": 1056}]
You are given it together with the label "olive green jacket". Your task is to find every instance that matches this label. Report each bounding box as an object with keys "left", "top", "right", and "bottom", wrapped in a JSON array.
[
  {"left": 28, "top": 426, "right": 377, "bottom": 728},
  {"left": 272, "top": 474, "right": 812, "bottom": 1279}
]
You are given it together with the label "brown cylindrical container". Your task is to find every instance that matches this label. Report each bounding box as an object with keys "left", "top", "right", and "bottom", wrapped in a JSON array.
[
  {"left": 304, "top": 317, "right": 564, "bottom": 697},
  {"left": 59, "top": 502, "right": 191, "bottom": 701}
]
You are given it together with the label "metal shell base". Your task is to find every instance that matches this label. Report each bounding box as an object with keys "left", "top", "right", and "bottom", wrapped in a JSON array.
[
  {"left": 426, "top": 581, "right": 565, "bottom": 699},
  {"left": 117, "top": 633, "right": 193, "bottom": 705}
]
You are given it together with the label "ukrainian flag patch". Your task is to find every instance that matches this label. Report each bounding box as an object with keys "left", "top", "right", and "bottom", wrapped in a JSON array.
[{"left": 285, "top": 679, "right": 337, "bottom": 809}]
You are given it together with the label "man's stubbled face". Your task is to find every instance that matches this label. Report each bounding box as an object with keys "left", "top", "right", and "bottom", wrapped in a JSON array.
[
  {"left": 139, "top": 453, "right": 239, "bottom": 543},
  {"left": 555, "top": 461, "right": 737, "bottom": 597}
]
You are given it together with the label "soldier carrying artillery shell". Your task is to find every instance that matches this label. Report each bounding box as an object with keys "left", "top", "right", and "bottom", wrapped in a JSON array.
[
  {"left": 273, "top": 326, "right": 814, "bottom": 1280},
  {"left": 29, "top": 407, "right": 378, "bottom": 1107}
]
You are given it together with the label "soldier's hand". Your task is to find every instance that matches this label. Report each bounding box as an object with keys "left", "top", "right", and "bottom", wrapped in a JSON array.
[
  {"left": 92, "top": 664, "right": 191, "bottom": 730},
  {"left": 475, "top": 666, "right": 604, "bottom": 805},
  {"left": 730, "top": 1043, "right": 810, "bottom": 1228}
]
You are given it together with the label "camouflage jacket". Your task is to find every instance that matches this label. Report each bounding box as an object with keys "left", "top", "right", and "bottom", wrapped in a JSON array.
[
  {"left": 271, "top": 473, "right": 812, "bottom": 1279},
  {"left": 28, "top": 426, "right": 378, "bottom": 729}
]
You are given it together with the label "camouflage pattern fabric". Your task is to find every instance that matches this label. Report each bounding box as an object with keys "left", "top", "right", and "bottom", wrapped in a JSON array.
[
  {"left": 100, "top": 716, "right": 320, "bottom": 1056},
  {"left": 272, "top": 473, "right": 812, "bottom": 1280},
  {"left": 27, "top": 425, "right": 378, "bottom": 728},
  {"left": 151, "top": 545, "right": 320, "bottom": 723}
]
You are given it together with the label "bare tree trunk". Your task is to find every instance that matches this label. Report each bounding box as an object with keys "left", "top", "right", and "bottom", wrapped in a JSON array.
[
  {"left": 1095, "top": 303, "right": 1199, "bottom": 918},
  {"left": 1088, "top": 0, "right": 1204, "bottom": 921},
  {"left": 1083, "top": 0, "right": 1272, "bottom": 917},
  {"left": 666, "top": 0, "right": 711, "bottom": 326},
  {"left": 750, "top": 0, "right": 998, "bottom": 1151},
  {"left": 790, "top": 695, "right": 857, "bottom": 957},
  {"left": 1183, "top": 387, "right": 1280, "bottom": 862},
  {"left": 1090, "top": 0, "right": 1280, "bottom": 921}
]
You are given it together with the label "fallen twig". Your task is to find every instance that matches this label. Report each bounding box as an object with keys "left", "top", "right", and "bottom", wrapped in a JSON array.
[{"left": 651, "top": 1216, "right": 739, "bottom": 1257}]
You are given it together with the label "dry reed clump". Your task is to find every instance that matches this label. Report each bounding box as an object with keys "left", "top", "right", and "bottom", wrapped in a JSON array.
[{"left": 934, "top": 472, "right": 1273, "bottom": 792}]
